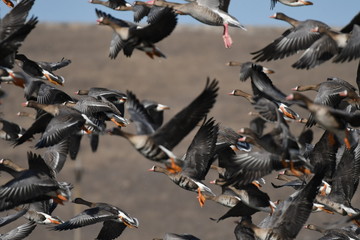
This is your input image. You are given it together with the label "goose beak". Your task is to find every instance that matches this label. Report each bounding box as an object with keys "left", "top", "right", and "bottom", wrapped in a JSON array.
[
  {"left": 285, "top": 94, "right": 294, "bottom": 101},
  {"left": 262, "top": 67, "right": 275, "bottom": 74},
  {"left": 156, "top": 104, "right": 170, "bottom": 111},
  {"left": 49, "top": 218, "right": 62, "bottom": 225},
  {"left": 269, "top": 13, "right": 277, "bottom": 18},
  {"left": 226, "top": 61, "right": 241, "bottom": 66},
  {"left": 300, "top": 0, "right": 313, "bottom": 5}
]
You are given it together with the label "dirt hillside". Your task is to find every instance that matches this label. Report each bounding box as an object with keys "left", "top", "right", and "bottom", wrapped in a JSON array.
[{"left": 0, "top": 23, "right": 359, "bottom": 240}]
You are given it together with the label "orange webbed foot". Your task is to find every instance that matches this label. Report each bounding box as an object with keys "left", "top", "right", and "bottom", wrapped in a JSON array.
[{"left": 197, "top": 188, "right": 206, "bottom": 208}]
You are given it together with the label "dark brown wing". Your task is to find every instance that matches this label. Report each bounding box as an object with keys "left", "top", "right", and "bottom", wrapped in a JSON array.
[
  {"left": 0, "top": 0, "right": 35, "bottom": 39},
  {"left": 43, "top": 139, "right": 69, "bottom": 174},
  {"left": 333, "top": 25, "right": 360, "bottom": 63},
  {"left": 252, "top": 20, "right": 327, "bottom": 62},
  {"left": 96, "top": 220, "right": 127, "bottom": 240},
  {"left": 0, "top": 221, "right": 36, "bottom": 240},
  {"left": 341, "top": 11, "right": 360, "bottom": 33},
  {"left": 270, "top": 167, "right": 325, "bottom": 239},
  {"left": 182, "top": 118, "right": 218, "bottom": 180},
  {"left": 53, "top": 207, "right": 117, "bottom": 231},
  {"left": 225, "top": 151, "right": 285, "bottom": 186},
  {"left": 134, "top": 7, "right": 177, "bottom": 44},
  {"left": 0, "top": 17, "right": 38, "bottom": 68},
  {"left": 13, "top": 112, "right": 53, "bottom": 147},
  {"left": 152, "top": 78, "right": 218, "bottom": 150},
  {"left": 292, "top": 35, "right": 338, "bottom": 69},
  {"left": 35, "top": 113, "right": 85, "bottom": 148},
  {"left": 125, "top": 90, "right": 156, "bottom": 135}
]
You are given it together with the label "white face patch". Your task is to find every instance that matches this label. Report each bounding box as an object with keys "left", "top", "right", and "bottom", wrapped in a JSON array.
[{"left": 97, "top": 17, "right": 104, "bottom": 24}]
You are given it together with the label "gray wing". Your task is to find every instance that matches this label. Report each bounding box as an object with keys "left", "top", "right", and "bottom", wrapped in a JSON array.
[
  {"left": 125, "top": 91, "right": 156, "bottom": 135},
  {"left": 252, "top": 21, "right": 327, "bottom": 62},
  {"left": 53, "top": 207, "right": 116, "bottom": 231},
  {"left": 109, "top": 32, "right": 125, "bottom": 59},
  {"left": 152, "top": 78, "right": 218, "bottom": 151},
  {"left": 333, "top": 25, "right": 360, "bottom": 63},
  {"left": 0, "top": 221, "right": 36, "bottom": 240},
  {"left": 0, "top": 0, "right": 35, "bottom": 39},
  {"left": 0, "top": 209, "right": 27, "bottom": 227},
  {"left": 43, "top": 138, "right": 69, "bottom": 174},
  {"left": 182, "top": 118, "right": 218, "bottom": 180},
  {"left": 196, "top": 0, "right": 220, "bottom": 9},
  {"left": 96, "top": 220, "right": 127, "bottom": 240},
  {"left": 292, "top": 35, "right": 338, "bottom": 69}
]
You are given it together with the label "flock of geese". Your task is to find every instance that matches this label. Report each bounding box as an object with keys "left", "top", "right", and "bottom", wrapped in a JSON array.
[{"left": 0, "top": 0, "right": 360, "bottom": 239}]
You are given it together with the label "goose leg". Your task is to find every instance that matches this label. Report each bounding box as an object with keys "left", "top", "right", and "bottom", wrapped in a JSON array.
[
  {"left": 317, "top": 206, "right": 335, "bottom": 214},
  {"left": 43, "top": 72, "right": 63, "bottom": 86},
  {"left": 110, "top": 118, "right": 126, "bottom": 127},
  {"left": 197, "top": 188, "right": 206, "bottom": 208},
  {"left": 344, "top": 129, "right": 351, "bottom": 150},
  {"left": 222, "top": 23, "right": 233, "bottom": 48}
]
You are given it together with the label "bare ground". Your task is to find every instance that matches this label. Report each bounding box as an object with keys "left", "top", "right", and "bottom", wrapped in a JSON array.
[{"left": 0, "top": 23, "right": 359, "bottom": 240}]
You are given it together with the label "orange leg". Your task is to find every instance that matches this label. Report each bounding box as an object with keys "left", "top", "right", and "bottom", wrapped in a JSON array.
[
  {"left": 318, "top": 206, "right": 334, "bottom": 214},
  {"left": 81, "top": 126, "right": 92, "bottom": 134},
  {"left": 145, "top": 52, "right": 155, "bottom": 59},
  {"left": 344, "top": 129, "right": 351, "bottom": 150},
  {"left": 111, "top": 118, "right": 126, "bottom": 127},
  {"left": 44, "top": 73, "right": 63, "bottom": 86},
  {"left": 352, "top": 219, "right": 360, "bottom": 227},
  {"left": 289, "top": 161, "right": 304, "bottom": 177},
  {"left": 251, "top": 181, "right": 262, "bottom": 188},
  {"left": 328, "top": 133, "right": 336, "bottom": 147},
  {"left": 279, "top": 105, "right": 296, "bottom": 120},
  {"left": 197, "top": 188, "right": 206, "bottom": 208},
  {"left": 119, "top": 216, "right": 136, "bottom": 228},
  {"left": 320, "top": 184, "right": 327, "bottom": 196}
]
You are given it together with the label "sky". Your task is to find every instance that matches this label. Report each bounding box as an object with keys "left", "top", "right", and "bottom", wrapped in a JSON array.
[{"left": 0, "top": 0, "right": 359, "bottom": 28}]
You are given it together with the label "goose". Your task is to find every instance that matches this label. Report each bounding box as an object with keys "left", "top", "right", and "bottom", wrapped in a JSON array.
[
  {"left": 286, "top": 93, "right": 360, "bottom": 148},
  {"left": 292, "top": 77, "right": 357, "bottom": 128},
  {"left": 141, "top": 0, "right": 246, "bottom": 48},
  {"left": 109, "top": 78, "right": 218, "bottom": 171},
  {"left": 15, "top": 200, "right": 63, "bottom": 225},
  {"left": 15, "top": 54, "right": 68, "bottom": 86},
  {"left": 269, "top": 0, "right": 313, "bottom": 10},
  {"left": 89, "top": 0, "right": 161, "bottom": 23},
  {"left": 95, "top": 7, "right": 177, "bottom": 59},
  {"left": 0, "top": 118, "right": 26, "bottom": 141},
  {"left": 243, "top": 167, "right": 325, "bottom": 240},
  {"left": 296, "top": 25, "right": 360, "bottom": 68},
  {"left": 53, "top": 197, "right": 139, "bottom": 239},
  {"left": 88, "top": 0, "right": 131, "bottom": 10},
  {"left": 14, "top": 100, "right": 99, "bottom": 149},
  {"left": 292, "top": 12, "right": 360, "bottom": 69},
  {"left": 305, "top": 224, "right": 360, "bottom": 239},
  {"left": 125, "top": 91, "right": 168, "bottom": 135},
  {"left": 252, "top": 12, "right": 329, "bottom": 62},
  {"left": 149, "top": 118, "right": 219, "bottom": 207},
  {"left": 0, "top": 154, "right": 72, "bottom": 212}
]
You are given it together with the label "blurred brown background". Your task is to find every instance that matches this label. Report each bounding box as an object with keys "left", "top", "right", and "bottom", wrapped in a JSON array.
[{"left": 0, "top": 23, "right": 359, "bottom": 239}]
